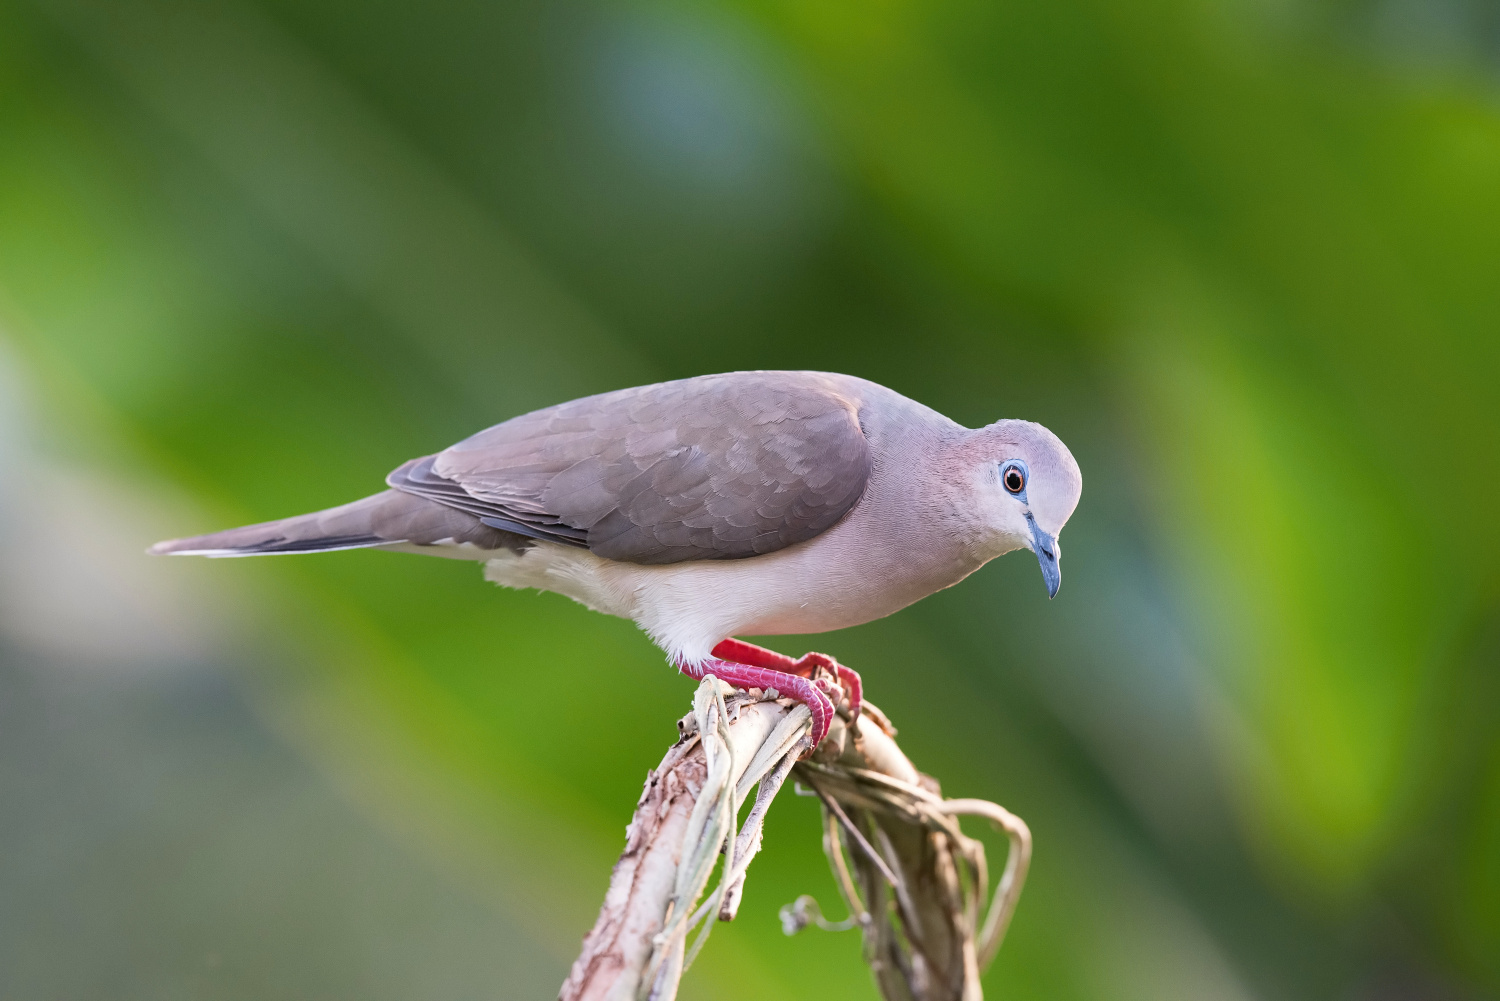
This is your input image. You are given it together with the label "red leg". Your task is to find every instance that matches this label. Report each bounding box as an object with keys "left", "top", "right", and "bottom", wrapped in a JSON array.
[
  {"left": 712, "top": 638, "right": 798, "bottom": 671},
  {"left": 710, "top": 639, "right": 864, "bottom": 723},
  {"left": 679, "top": 658, "right": 835, "bottom": 750}
]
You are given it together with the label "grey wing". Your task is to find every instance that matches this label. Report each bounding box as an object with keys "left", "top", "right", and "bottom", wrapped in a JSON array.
[{"left": 386, "top": 372, "right": 872, "bottom": 565}]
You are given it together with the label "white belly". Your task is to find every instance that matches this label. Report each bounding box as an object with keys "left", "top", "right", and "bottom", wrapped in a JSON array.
[{"left": 477, "top": 523, "right": 1000, "bottom": 664}]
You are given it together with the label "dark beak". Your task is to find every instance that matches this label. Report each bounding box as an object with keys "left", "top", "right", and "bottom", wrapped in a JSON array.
[{"left": 1028, "top": 517, "right": 1061, "bottom": 599}]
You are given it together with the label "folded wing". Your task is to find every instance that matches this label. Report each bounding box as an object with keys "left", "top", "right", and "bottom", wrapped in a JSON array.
[{"left": 387, "top": 371, "right": 872, "bottom": 565}]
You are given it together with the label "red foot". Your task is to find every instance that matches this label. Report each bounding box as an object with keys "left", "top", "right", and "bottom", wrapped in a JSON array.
[
  {"left": 678, "top": 658, "right": 835, "bottom": 750},
  {"left": 709, "top": 639, "right": 863, "bottom": 725}
]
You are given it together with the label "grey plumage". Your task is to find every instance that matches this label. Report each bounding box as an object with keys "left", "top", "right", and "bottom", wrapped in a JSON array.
[
  {"left": 391, "top": 371, "right": 871, "bottom": 563},
  {"left": 151, "top": 370, "right": 1082, "bottom": 670},
  {"left": 155, "top": 371, "right": 872, "bottom": 563},
  {"left": 152, "top": 370, "right": 1083, "bottom": 754},
  {"left": 150, "top": 488, "right": 526, "bottom": 556}
]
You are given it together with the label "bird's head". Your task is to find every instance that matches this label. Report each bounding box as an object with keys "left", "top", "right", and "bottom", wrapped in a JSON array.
[{"left": 960, "top": 419, "right": 1082, "bottom": 598}]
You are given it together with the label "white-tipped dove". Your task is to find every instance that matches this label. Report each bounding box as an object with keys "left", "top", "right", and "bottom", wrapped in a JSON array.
[{"left": 153, "top": 371, "right": 1082, "bottom": 748}]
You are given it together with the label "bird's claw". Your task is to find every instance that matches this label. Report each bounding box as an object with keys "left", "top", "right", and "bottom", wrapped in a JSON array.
[
  {"left": 793, "top": 653, "right": 863, "bottom": 726},
  {"left": 702, "top": 639, "right": 869, "bottom": 751}
]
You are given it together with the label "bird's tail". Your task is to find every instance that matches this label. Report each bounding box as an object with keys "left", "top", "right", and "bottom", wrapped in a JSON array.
[{"left": 149, "top": 489, "right": 512, "bottom": 557}]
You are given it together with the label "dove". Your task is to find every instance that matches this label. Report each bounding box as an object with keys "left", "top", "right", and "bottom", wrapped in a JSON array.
[{"left": 153, "top": 371, "right": 1082, "bottom": 748}]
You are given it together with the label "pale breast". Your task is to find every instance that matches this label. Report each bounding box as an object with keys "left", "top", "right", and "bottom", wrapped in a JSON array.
[{"left": 482, "top": 495, "right": 993, "bottom": 665}]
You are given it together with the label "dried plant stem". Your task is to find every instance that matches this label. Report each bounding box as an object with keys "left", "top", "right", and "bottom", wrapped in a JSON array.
[{"left": 559, "top": 677, "right": 1031, "bottom": 1001}]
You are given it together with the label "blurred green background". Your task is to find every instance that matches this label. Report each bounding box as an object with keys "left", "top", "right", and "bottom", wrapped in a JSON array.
[{"left": 1, "top": 0, "right": 1498, "bottom": 998}]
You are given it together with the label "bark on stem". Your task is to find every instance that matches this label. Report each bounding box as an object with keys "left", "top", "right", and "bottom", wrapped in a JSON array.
[{"left": 559, "top": 678, "right": 1031, "bottom": 1001}]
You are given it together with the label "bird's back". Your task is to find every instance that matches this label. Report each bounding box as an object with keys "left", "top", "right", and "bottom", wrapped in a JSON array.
[{"left": 153, "top": 371, "right": 925, "bottom": 565}]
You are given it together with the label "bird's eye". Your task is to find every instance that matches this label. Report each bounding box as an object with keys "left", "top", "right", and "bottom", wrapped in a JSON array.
[{"left": 1003, "top": 465, "right": 1026, "bottom": 494}]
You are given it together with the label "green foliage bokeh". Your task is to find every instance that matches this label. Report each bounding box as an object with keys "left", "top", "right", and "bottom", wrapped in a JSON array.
[{"left": 1, "top": 0, "right": 1497, "bottom": 997}]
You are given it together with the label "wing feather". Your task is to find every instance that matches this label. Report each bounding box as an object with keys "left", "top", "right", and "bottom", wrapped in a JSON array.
[{"left": 386, "top": 372, "right": 871, "bottom": 564}]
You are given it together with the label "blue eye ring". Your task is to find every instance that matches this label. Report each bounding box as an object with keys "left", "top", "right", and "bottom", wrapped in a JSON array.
[{"left": 1001, "top": 460, "right": 1028, "bottom": 495}]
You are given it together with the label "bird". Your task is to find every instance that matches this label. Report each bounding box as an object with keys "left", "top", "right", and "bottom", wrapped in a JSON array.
[{"left": 152, "top": 371, "right": 1081, "bottom": 749}]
